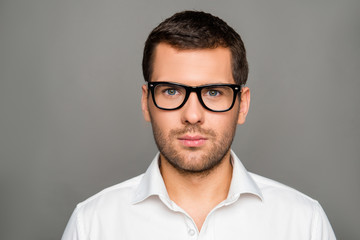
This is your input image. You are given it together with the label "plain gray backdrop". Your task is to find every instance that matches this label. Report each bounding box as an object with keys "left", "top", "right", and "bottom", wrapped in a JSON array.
[{"left": 1, "top": 0, "right": 359, "bottom": 239}]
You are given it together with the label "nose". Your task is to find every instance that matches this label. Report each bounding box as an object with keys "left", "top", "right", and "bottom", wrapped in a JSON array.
[{"left": 181, "top": 92, "right": 205, "bottom": 125}]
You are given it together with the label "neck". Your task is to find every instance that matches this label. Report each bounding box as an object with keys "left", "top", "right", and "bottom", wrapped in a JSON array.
[{"left": 159, "top": 150, "right": 233, "bottom": 230}]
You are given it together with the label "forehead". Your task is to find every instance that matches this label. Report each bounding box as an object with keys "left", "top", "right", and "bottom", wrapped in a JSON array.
[{"left": 151, "top": 43, "right": 234, "bottom": 85}]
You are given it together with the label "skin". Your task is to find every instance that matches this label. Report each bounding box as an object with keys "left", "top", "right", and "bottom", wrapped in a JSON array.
[{"left": 141, "top": 43, "right": 250, "bottom": 231}]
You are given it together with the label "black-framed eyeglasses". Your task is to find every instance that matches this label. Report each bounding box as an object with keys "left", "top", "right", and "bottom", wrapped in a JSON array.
[{"left": 148, "top": 81, "right": 241, "bottom": 112}]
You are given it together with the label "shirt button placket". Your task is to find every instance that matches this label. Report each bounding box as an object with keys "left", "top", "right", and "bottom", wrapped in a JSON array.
[{"left": 184, "top": 216, "right": 198, "bottom": 239}]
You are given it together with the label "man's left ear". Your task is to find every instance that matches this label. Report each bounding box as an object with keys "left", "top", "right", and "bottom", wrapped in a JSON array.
[{"left": 237, "top": 87, "right": 250, "bottom": 125}]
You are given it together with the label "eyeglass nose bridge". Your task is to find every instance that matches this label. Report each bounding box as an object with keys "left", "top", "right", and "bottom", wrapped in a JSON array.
[{"left": 178, "top": 85, "right": 209, "bottom": 110}]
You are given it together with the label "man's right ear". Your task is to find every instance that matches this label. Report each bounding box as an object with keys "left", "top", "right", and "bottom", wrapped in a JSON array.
[{"left": 141, "top": 84, "right": 151, "bottom": 122}]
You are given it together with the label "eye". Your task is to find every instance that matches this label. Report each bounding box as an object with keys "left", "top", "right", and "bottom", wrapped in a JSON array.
[
  {"left": 206, "top": 89, "right": 221, "bottom": 97},
  {"left": 164, "top": 88, "right": 179, "bottom": 96}
]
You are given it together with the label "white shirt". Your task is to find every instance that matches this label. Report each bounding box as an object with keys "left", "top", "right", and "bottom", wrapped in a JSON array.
[{"left": 62, "top": 151, "right": 336, "bottom": 240}]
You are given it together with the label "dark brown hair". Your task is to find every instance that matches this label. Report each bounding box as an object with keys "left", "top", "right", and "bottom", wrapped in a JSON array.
[{"left": 142, "top": 10, "right": 248, "bottom": 85}]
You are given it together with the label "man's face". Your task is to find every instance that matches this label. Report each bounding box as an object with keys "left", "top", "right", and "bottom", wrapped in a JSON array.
[{"left": 142, "top": 43, "right": 250, "bottom": 174}]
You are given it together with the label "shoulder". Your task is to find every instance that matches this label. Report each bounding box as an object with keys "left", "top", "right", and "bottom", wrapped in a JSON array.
[
  {"left": 61, "top": 174, "right": 146, "bottom": 239},
  {"left": 248, "top": 173, "right": 336, "bottom": 238},
  {"left": 74, "top": 174, "right": 144, "bottom": 215},
  {"left": 249, "top": 172, "right": 320, "bottom": 209}
]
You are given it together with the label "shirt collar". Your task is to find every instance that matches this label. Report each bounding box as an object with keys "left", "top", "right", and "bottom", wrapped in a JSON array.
[
  {"left": 226, "top": 150, "right": 263, "bottom": 202},
  {"left": 132, "top": 150, "right": 263, "bottom": 204},
  {"left": 132, "top": 152, "right": 170, "bottom": 204}
]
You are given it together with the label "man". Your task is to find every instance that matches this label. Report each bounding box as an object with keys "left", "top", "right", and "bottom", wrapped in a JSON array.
[{"left": 62, "top": 11, "right": 336, "bottom": 239}]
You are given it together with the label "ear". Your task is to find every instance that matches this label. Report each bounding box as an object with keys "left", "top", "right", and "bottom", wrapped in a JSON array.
[
  {"left": 237, "top": 87, "right": 250, "bottom": 125},
  {"left": 141, "top": 84, "right": 151, "bottom": 122}
]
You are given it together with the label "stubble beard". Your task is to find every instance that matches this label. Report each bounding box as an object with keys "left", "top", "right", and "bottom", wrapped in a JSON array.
[{"left": 150, "top": 119, "right": 238, "bottom": 177}]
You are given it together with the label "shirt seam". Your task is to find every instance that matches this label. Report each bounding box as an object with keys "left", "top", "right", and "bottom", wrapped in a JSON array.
[
  {"left": 76, "top": 206, "right": 86, "bottom": 240},
  {"left": 310, "top": 200, "right": 320, "bottom": 240}
]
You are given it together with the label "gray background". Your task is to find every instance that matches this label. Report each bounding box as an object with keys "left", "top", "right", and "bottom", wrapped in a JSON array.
[{"left": 0, "top": 0, "right": 359, "bottom": 239}]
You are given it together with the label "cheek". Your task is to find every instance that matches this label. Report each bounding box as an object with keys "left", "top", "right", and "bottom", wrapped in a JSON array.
[
  {"left": 149, "top": 110, "right": 180, "bottom": 133},
  {"left": 208, "top": 110, "right": 239, "bottom": 126}
]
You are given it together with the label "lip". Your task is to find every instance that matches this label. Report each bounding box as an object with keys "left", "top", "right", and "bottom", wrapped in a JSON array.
[{"left": 178, "top": 135, "right": 207, "bottom": 147}]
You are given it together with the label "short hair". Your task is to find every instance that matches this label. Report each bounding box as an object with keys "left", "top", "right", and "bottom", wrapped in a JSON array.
[{"left": 142, "top": 10, "right": 248, "bottom": 85}]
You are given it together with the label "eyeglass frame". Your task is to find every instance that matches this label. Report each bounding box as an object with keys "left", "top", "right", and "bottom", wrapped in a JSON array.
[{"left": 147, "top": 81, "right": 242, "bottom": 112}]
